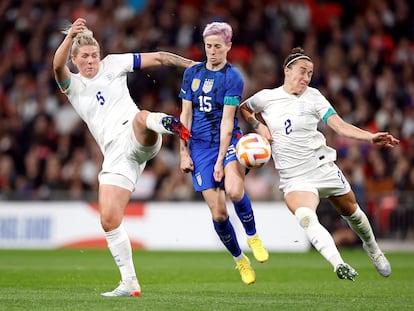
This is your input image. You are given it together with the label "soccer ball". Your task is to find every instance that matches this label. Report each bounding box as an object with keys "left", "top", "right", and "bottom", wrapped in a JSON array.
[{"left": 235, "top": 133, "right": 271, "bottom": 169}]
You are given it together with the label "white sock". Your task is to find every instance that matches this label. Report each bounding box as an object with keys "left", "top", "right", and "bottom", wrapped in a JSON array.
[
  {"left": 234, "top": 253, "right": 245, "bottom": 262},
  {"left": 105, "top": 225, "right": 138, "bottom": 282},
  {"left": 146, "top": 112, "right": 171, "bottom": 134},
  {"left": 295, "top": 207, "right": 344, "bottom": 269},
  {"left": 342, "top": 205, "right": 380, "bottom": 254}
]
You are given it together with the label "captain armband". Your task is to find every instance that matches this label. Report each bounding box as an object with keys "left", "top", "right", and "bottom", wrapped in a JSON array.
[
  {"left": 55, "top": 78, "right": 70, "bottom": 89},
  {"left": 322, "top": 107, "right": 337, "bottom": 123}
]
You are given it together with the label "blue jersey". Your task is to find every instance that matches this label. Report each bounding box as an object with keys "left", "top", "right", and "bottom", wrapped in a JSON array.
[{"left": 179, "top": 61, "right": 244, "bottom": 150}]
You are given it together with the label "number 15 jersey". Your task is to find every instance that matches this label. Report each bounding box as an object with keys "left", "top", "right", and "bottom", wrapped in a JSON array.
[{"left": 179, "top": 61, "right": 244, "bottom": 150}]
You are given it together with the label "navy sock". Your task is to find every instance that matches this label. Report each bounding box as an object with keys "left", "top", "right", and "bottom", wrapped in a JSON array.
[
  {"left": 233, "top": 192, "right": 256, "bottom": 236},
  {"left": 213, "top": 217, "right": 242, "bottom": 257}
]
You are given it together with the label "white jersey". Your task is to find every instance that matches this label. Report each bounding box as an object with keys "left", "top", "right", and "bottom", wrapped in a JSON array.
[
  {"left": 245, "top": 86, "right": 337, "bottom": 178},
  {"left": 63, "top": 54, "right": 139, "bottom": 152}
]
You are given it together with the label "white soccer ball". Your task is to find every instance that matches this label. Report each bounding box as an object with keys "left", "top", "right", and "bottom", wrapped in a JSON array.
[{"left": 235, "top": 133, "right": 271, "bottom": 169}]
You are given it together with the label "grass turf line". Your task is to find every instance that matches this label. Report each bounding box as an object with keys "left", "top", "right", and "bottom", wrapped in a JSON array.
[{"left": 0, "top": 249, "right": 413, "bottom": 311}]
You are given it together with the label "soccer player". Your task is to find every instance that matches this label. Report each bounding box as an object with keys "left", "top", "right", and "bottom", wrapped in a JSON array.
[
  {"left": 53, "top": 17, "right": 193, "bottom": 297},
  {"left": 179, "top": 22, "right": 269, "bottom": 285},
  {"left": 240, "top": 47, "right": 399, "bottom": 281}
]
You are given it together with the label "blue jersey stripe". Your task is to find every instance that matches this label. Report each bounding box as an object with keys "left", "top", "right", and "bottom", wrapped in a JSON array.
[{"left": 133, "top": 53, "right": 141, "bottom": 70}]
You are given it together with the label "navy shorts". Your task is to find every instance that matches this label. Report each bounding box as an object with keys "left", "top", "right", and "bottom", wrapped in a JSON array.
[{"left": 190, "top": 137, "right": 239, "bottom": 192}]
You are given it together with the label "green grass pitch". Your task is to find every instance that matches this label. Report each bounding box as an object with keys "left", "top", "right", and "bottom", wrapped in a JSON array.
[{"left": 0, "top": 249, "right": 413, "bottom": 311}]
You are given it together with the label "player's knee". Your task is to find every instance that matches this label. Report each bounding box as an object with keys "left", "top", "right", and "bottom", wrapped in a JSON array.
[
  {"left": 100, "top": 215, "right": 122, "bottom": 232},
  {"left": 225, "top": 186, "right": 244, "bottom": 202},
  {"left": 134, "top": 110, "right": 149, "bottom": 129},
  {"left": 295, "top": 207, "right": 318, "bottom": 229},
  {"left": 210, "top": 206, "right": 229, "bottom": 222}
]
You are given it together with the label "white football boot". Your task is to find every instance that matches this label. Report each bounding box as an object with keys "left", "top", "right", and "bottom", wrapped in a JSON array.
[
  {"left": 363, "top": 243, "right": 392, "bottom": 277},
  {"left": 101, "top": 280, "right": 141, "bottom": 297}
]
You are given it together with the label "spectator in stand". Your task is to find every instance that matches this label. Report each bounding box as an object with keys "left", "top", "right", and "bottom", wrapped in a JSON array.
[{"left": 0, "top": 0, "right": 411, "bottom": 239}]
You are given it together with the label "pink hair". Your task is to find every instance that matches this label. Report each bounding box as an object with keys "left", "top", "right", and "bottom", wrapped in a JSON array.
[{"left": 202, "top": 22, "right": 232, "bottom": 44}]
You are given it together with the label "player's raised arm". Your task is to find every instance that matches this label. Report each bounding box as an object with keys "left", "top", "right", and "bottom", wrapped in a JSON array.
[
  {"left": 53, "top": 18, "right": 87, "bottom": 90},
  {"left": 326, "top": 114, "right": 400, "bottom": 147},
  {"left": 140, "top": 51, "right": 196, "bottom": 70}
]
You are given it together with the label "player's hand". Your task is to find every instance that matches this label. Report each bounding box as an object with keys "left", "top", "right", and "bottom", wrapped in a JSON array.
[
  {"left": 213, "top": 162, "right": 224, "bottom": 182},
  {"left": 256, "top": 124, "right": 272, "bottom": 142},
  {"left": 69, "top": 18, "right": 87, "bottom": 38},
  {"left": 372, "top": 132, "right": 400, "bottom": 147},
  {"left": 180, "top": 154, "right": 194, "bottom": 173}
]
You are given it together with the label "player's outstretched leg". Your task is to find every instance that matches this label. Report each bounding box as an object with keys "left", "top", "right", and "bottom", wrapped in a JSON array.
[
  {"left": 335, "top": 263, "right": 358, "bottom": 281},
  {"left": 161, "top": 116, "right": 191, "bottom": 141},
  {"left": 101, "top": 279, "right": 141, "bottom": 297},
  {"left": 145, "top": 112, "right": 191, "bottom": 141},
  {"left": 342, "top": 205, "right": 391, "bottom": 277}
]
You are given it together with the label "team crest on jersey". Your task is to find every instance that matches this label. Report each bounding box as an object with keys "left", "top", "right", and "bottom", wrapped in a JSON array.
[
  {"left": 202, "top": 79, "right": 214, "bottom": 93},
  {"left": 105, "top": 72, "right": 115, "bottom": 81},
  {"left": 191, "top": 79, "right": 201, "bottom": 91}
]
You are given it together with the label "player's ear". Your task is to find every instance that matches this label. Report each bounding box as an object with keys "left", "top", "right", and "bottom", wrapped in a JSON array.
[
  {"left": 71, "top": 55, "right": 76, "bottom": 65},
  {"left": 226, "top": 42, "right": 232, "bottom": 51}
]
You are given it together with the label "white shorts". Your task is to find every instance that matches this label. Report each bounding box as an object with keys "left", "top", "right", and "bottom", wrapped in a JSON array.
[
  {"left": 279, "top": 162, "right": 351, "bottom": 199},
  {"left": 98, "top": 124, "right": 162, "bottom": 192}
]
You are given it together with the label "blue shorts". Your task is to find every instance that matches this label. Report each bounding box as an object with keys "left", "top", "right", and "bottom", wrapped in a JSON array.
[{"left": 191, "top": 137, "right": 239, "bottom": 192}]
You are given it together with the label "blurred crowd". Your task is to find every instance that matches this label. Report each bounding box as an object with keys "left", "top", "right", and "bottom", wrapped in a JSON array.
[{"left": 0, "top": 0, "right": 413, "bottom": 236}]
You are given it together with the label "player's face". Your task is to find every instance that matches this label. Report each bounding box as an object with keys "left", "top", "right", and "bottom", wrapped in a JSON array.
[
  {"left": 284, "top": 59, "right": 313, "bottom": 95},
  {"left": 204, "top": 35, "right": 231, "bottom": 69},
  {"left": 72, "top": 45, "right": 100, "bottom": 78}
]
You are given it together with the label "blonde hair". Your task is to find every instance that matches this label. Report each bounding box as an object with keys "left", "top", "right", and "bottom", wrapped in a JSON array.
[{"left": 62, "top": 25, "right": 100, "bottom": 56}]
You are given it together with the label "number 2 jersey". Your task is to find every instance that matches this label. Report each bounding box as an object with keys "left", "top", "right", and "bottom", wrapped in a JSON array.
[
  {"left": 244, "top": 86, "right": 338, "bottom": 179},
  {"left": 179, "top": 61, "right": 244, "bottom": 150}
]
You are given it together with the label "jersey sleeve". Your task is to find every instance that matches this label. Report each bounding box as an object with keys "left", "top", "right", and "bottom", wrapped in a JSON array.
[
  {"left": 104, "top": 54, "right": 135, "bottom": 74},
  {"left": 244, "top": 89, "right": 268, "bottom": 113},
  {"left": 311, "top": 88, "right": 337, "bottom": 123},
  {"left": 223, "top": 67, "right": 243, "bottom": 106},
  {"left": 179, "top": 67, "right": 194, "bottom": 101}
]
